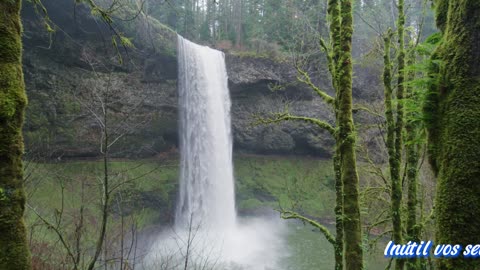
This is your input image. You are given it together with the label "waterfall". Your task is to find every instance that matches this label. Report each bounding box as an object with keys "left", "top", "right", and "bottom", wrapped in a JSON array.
[
  {"left": 176, "top": 35, "right": 236, "bottom": 231},
  {"left": 144, "top": 35, "right": 285, "bottom": 270}
]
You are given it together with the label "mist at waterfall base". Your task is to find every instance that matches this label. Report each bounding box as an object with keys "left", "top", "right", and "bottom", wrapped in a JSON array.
[{"left": 143, "top": 36, "right": 287, "bottom": 270}]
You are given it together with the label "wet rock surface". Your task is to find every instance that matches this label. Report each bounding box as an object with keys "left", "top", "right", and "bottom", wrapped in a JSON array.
[{"left": 22, "top": 3, "right": 382, "bottom": 160}]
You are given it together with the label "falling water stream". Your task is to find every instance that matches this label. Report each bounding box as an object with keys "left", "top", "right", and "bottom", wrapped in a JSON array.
[
  {"left": 176, "top": 35, "right": 236, "bottom": 231},
  {"left": 144, "top": 35, "right": 285, "bottom": 270}
]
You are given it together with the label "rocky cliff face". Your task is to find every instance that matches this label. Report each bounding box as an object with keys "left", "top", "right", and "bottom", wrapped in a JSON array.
[
  {"left": 226, "top": 55, "right": 337, "bottom": 156},
  {"left": 21, "top": 3, "right": 382, "bottom": 160}
]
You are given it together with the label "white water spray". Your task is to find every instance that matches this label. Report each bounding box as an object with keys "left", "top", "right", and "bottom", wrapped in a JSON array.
[{"left": 144, "top": 35, "right": 286, "bottom": 270}]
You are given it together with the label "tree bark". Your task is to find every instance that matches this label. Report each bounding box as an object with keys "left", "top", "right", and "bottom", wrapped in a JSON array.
[
  {"left": 427, "top": 1, "right": 480, "bottom": 269},
  {"left": 337, "top": 0, "right": 363, "bottom": 269},
  {"left": 393, "top": 1, "right": 406, "bottom": 269},
  {"left": 405, "top": 52, "right": 420, "bottom": 270},
  {"left": 328, "top": 0, "right": 343, "bottom": 268},
  {"left": 333, "top": 153, "right": 343, "bottom": 270},
  {"left": 0, "top": 1, "right": 32, "bottom": 269}
]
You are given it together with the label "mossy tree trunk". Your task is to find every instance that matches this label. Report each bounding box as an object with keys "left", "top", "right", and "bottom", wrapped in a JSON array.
[
  {"left": 329, "top": 0, "right": 363, "bottom": 268},
  {"left": 405, "top": 51, "right": 420, "bottom": 270},
  {"left": 329, "top": 0, "right": 362, "bottom": 268},
  {"left": 337, "top": 0, "right": 363, "bottom": 269},
  {"left": 383, "top": 28, "right": 400, "bottom": 261},
  {"left": 0, "top": 1, "right": 32, "bottom": 269},
  {"left": 328, "top": 0, "right": 344, "bottom": 269},
  {"left": 333, "top": 153, "right": 343, "bottom": 270},
  {"left": 392, "top": 1, "right": 406, "bottom": 269},
  {"left": 383, "top": 1, "right": 407, "bottom": 268},
  {"left": 427, "top": 1, "right": 480, "bottom": 269}
]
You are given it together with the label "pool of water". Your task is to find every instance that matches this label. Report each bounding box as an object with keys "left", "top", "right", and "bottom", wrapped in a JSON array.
[
  {"left": 282, "top": 221, "right": 388, "bottom": 270},
  {"left": 142, "top": 217, "right": 389, "bottom": 270}
]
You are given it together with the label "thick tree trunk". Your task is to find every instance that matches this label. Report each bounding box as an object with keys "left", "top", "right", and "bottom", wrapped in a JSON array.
[
  {"left": 427, "top": 1, "right": 480, "bottom": 269},
  {"left": 0, "top": 1, "right": 32, "bottom": 269}
]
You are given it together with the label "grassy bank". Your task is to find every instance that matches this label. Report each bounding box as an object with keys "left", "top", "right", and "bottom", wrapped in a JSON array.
[
  {"left": 24, "top": 155, "right": 336, "bottom": 268},
  {"left": 25, "top": 155, "right": 335, "bottom": 229},
  {"left": 25, "top": 155, "right": 411, "bottom": 269}
]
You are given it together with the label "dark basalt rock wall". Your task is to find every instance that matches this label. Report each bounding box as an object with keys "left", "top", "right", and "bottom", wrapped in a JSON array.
[{"left": 21, "top": 2, "right": 382, "bottom": 160}]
